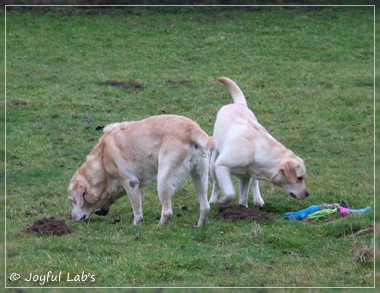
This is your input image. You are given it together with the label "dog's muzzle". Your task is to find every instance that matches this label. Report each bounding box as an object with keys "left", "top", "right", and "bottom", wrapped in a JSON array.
[
  {"left": 70, "top": 211, "right": 90, "bottom": 221},
  {"left": 290, "top": 190, "right": 310, "bottom": 199}
]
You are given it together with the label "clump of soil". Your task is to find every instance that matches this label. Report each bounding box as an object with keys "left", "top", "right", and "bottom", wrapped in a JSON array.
[
  {"left": 216, "top": 205, "right": 274, "bottom": 222},
  {"left": 104, "top": 80, "right": 144, "bottom": 89},
  {"left": 166, "top": 80, "right": 190, "bottom": 86},
  {"left": 11, "top": 99, "right": 28, "bottom": 106},
  {"left": 25, "top": 217, "right": 71, "bottom": 236},
  {"left": 82, "top": 117, "right": 93, "bottom": 124},
  {"left": 107, "top": 213, "right": 121, "bottom": 224}
]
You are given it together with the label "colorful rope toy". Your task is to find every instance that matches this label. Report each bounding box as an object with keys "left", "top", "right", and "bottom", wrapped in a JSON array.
[{"left": 284, "top": 202, "right": 371, "bottom": 220}]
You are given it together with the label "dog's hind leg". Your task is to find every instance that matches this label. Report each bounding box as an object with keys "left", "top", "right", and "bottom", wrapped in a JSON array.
[
  {"left": 209, "top": 150, "right": 220, "bottom": 204},
  {"left": 239, "top": 177, "right": 252, "bottom": 208},
  {"left": 157, "top": 150, "right": 192, "bottom": 225},
  {"left": 123, "top": 180, "right": 143, "bottom": 225},
  {"left": 191, "top": 156, "right": 211, "bottom": 227},
  {"left": 252, "top": 178, "right": 264, "bottom": 207},
  {"left": 213, "top": 160, "right": 235, "bottom": 205},
  {"left": 157, "top": 176, "right": 175, "bottom": 225}
]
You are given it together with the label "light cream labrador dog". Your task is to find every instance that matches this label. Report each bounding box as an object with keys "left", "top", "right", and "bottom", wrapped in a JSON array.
[
  {"left": 68, "top": 115, "right": 215, "bottom": 226},
  {"left": 209, "top": 77, "right": 309, "bottom": 207}
]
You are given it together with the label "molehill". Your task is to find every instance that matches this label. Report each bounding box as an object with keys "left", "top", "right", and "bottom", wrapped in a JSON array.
[{"left": 25, "top": 217, "right": 71, "bottom": 236}]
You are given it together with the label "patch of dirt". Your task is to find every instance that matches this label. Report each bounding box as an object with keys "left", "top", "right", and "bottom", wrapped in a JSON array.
[
  {"left": 25, "top": 217, "right": 71, "bottom": 236},
  {"left": 11, "top": 99, "right": 28, "bottom": 106},
  {"left": 166, "top": 80, "right": 190, "bottom": 86},
  {"left": 216, "top": 205, "right": 274, "bottom": 222},
  {"left": 82, "top": 117, "right": 93, "bottom": 124},
  {"left": 104, "top": 80, "right": 143, "bottom": 89}
]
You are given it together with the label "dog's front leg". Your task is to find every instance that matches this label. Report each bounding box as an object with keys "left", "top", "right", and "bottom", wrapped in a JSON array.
[{"left": 252, "top": 178, "right": 264, "bottom": 207}]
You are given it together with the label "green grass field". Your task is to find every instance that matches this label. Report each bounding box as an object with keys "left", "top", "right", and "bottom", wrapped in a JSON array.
[{"left": 5, "top": 7, "right": 374, "bottom": 288}]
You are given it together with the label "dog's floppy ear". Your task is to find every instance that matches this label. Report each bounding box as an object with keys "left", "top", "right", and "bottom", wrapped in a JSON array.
[
  {"left": 280, "top": 161, "right": 298, "bottom": 184},
  {"left": 73, "top": 185, "right": 86, "bottom": 208}
]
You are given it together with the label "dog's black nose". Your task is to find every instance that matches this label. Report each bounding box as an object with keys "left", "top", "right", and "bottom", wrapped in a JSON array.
[{"left": 305, "top": 191, "right": 310, "bottom": 197}]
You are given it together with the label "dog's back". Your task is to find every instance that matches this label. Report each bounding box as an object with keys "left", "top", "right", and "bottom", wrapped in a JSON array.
[{"left": 103, "top": 115, "right": 215, "bottom": 154}]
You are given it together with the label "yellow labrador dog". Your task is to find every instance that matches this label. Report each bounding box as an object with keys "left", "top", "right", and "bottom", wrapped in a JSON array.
[
  {"left": 209, "top": 77, "right": 309, "bottom": 207},
  {"left": 68, "top": 115, "right": 215, "bottom": 226}
]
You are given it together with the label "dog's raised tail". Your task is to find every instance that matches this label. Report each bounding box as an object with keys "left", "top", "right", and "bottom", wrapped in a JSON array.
[{"left": 218, "top": 76, "right": 247, "bottom": 107}]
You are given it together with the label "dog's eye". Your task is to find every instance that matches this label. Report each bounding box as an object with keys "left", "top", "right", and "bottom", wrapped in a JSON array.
[{"left": 297, "top": 176, "right": 304, "bottom": 182}]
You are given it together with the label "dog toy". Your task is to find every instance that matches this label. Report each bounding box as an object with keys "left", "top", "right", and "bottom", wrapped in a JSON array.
[
  {"left": 284, "top": 202, "right": 371, "bottom": 220},
  {"left": 283, "top": 205, "right": 320, "bottom": 220},
  {"left": 307, "top": 208, "right": 337, "bottom": 219}
]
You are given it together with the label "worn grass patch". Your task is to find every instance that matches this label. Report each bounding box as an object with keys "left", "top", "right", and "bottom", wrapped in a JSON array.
[{"left": 5, "top": 7, "right": 374, "bottom": 288}]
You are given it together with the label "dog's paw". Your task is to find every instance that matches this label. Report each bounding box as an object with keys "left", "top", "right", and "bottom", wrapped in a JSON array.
[
  {"left": 195, "top": 218, "right": 207, "bottom": 227},
  {"left": 254, "top": 199, "right": 265, "bottom": 208},
  {"left": 133, "top": 216, "right": 143, "bottom": 225},
  {"left": 158, "top": 212, "right": 173, "bottom": 225}
]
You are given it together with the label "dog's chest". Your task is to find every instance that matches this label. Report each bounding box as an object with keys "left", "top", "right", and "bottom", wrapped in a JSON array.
[
  {"left": 230, "top": 166, "right": 251, "bottom": 177},
  {"left": 107, "top": 180, "right": 126, "bottom": 196}
]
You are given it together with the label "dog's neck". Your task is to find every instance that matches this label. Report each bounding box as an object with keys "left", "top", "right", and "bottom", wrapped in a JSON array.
[{"left": 79, "top": 141, "right": 107, "bottom": 186}]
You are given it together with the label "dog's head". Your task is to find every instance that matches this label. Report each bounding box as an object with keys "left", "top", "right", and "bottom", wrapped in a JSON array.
[
  {"left": 272, "top": 158, "right": 309, "bottom": 199},
  {"left": 68, "top": 171, "right": 112, "bottom": 221}
]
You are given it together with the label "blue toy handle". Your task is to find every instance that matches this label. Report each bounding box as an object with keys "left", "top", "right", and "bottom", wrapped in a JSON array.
[{"left": 284, "top": 205, "right": 320, "bottom": 220}]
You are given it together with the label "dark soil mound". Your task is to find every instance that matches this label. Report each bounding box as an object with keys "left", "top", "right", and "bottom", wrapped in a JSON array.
[
  {"left": 104, "top": 80, "right": 143, "bottom": 89},
  {"left": 216, "top": 205, "right": 274, "bottom": 222},
  {"left": 166, "top": 80, "right": 190, "bottom": 86},
  {"left": 25, "top": 217, "right": 71, "bottom": 236}
]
